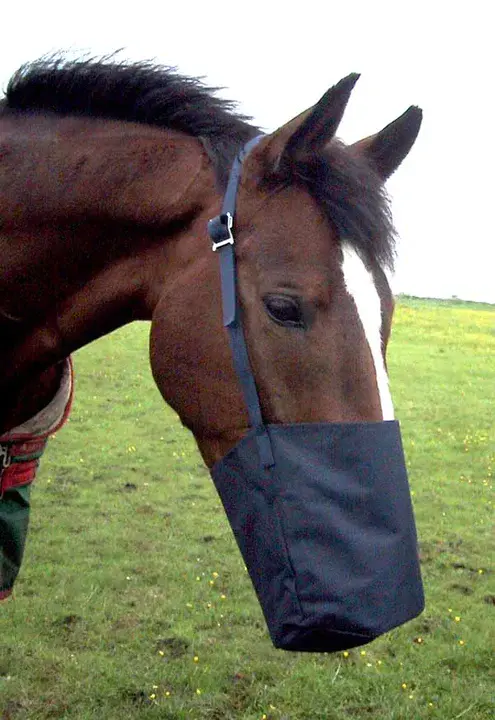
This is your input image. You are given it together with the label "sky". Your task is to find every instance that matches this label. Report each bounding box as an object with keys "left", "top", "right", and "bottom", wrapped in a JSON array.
[{"left": 1, "top": 1, "right": 493, "bottom": 303}]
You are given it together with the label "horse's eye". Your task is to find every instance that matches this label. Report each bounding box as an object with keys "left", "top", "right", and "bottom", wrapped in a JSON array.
[{"left": 263, "top": 294, "right": 305, "bottom": 328}]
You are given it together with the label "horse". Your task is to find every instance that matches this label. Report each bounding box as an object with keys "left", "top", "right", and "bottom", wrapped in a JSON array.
[{"left": 0, "top": 57, "right": 422, "bottom": 617}]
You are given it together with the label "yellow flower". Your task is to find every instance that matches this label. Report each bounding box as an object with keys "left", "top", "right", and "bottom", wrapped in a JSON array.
[
  {"left": 454, "top": 616, "right": 461, "bottom": 622},
  {"left": 193, "top": 656, "right": 199, "bottom": 663},
  {"left": 220, "top": 594, "right": 226, "bottom": 600},
  {"left": 149, "top": 694, "right": 156, "bottom": 699},
  {"left": 459, "top": 640, "right": 465, "bottom": 646},
  {"left": 342, "top": 651, "right": 349, "bottom": 658},
  {"left": 165, "top": 691, "right": 171, "bottom": 697},
  {"left": 402, "top": 683, "right": 407, "bottom": 689},
  {"left": 158, "top": 650, "right": 164, "bottom": 656},
  {"left": 212, "top": 572, "right": 219, "bottom": 578},
  {"left": 360, "top": 650, "right": 366, "bottom": 656},
  {"left": 196, "top": 688, "right": 202, "bottom": 695},
  {"left": 209, "top": 580, "right": 214, "bottom": 586}
]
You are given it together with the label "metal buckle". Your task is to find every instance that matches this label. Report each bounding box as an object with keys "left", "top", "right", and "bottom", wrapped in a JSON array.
[
  {"left": 0, "top": 444, "right": 11, "bottom": 495},
  {"left": 0, "top": 444, "right": 11, "bottom": 471},
  {"left": 209, "top": 212, "right": 234, "bottom": 252}
]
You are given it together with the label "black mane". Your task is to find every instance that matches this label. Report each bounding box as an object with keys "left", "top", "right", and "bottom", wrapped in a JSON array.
[
  {"left": 283, "top": 144, "right": 396, "bottom": 270},
  {"left": 4, "top": 56, "right": 259, "bottom": 185},
  {"left": 3, "top": 57, "right": 395, "bottom": 268}
]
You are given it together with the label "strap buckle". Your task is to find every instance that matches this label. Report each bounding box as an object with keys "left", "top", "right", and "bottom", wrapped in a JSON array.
[
  {"left": 0, "top": 444, "right": 11, "bottom": 472},
  {"left": 208, "top": 213, "right": 234, "bottom": 251},
  {"left": 0, "top": 443, "right": 11, "bottom": 496}
]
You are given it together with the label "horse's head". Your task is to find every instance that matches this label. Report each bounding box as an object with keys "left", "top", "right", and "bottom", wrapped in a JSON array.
[{"left": 150, "top": 75, "right": 422, "bottom": 467}]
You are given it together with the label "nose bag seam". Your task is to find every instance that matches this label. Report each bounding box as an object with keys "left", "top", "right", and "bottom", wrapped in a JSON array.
[{"left": 271, "top": 479, "right": 305, "bottom": 622}]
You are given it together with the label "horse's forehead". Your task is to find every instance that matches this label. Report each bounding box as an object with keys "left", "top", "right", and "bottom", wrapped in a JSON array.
[
  {"left": 240, "top": 185, "right": 341, "bottom": 270},
  {"left": 247, "top": 184, "right": 325, "bottom": 232},
  {"left": 239, "top": 184, "right": 389, "bottom": 309}
]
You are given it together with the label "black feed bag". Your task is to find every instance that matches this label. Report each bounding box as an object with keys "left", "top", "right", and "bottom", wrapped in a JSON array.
[{"left": 212, "top": 421, "right": 423, "bottom": 652}]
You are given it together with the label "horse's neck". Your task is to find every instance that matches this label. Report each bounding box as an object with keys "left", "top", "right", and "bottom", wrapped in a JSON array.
[{"left": 0, "top": 115, "right": 218, "bottom": 432}]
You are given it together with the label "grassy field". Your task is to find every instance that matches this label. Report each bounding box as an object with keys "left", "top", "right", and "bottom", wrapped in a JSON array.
[{"left": 1, "top": 297, "right": 494, "bottom": 719}]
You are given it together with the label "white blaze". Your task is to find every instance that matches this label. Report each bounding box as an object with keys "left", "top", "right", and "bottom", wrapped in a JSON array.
[{"left": 340, "top": 241, "right": 395, "bottom": 421}]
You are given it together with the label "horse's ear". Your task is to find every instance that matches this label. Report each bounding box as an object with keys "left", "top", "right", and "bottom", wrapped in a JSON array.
[
  {"left": 351, "top": 106, "right": 423, "bottom": 179},
  {"left": 259, "top": 74, "right": 360, "bottom": 169}
]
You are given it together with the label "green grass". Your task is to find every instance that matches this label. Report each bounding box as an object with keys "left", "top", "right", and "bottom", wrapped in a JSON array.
[{"left": 1, "top": 297, "right": 494, "bottom": 719}]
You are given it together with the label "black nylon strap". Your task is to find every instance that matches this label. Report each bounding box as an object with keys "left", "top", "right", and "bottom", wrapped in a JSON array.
[{"left": 207, "top": 135, "right": 274, "bottom": 468}]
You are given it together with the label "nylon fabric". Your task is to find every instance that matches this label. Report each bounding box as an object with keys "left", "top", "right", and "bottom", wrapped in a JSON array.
[
  {"left": 0, "top": 485, "right": 31, "bottom": 599},
  {"left": 211, "top": 422, "right": 424, "bottom": 651}
]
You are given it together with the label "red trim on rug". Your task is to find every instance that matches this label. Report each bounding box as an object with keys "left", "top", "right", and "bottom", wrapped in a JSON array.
[
  {"left": 0, "top": 455, "right": 46, "bottom": 493},
  {"left": 0, "top": 358, "right": 74, "bottom": 495}
]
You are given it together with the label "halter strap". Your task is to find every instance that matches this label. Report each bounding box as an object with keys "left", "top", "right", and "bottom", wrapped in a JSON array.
[{"left": 207, "top": 136, "right": 274, "bottom": 468}]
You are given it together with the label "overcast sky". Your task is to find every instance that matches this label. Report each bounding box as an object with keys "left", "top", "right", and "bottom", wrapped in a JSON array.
[{"left": 1, "top": 1, "right": 493, "bottom": 302}]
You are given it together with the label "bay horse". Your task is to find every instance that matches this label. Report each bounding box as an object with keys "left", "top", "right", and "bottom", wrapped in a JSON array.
[{"left": 0, "top": 57, "right": 422, "bottom": 604}]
